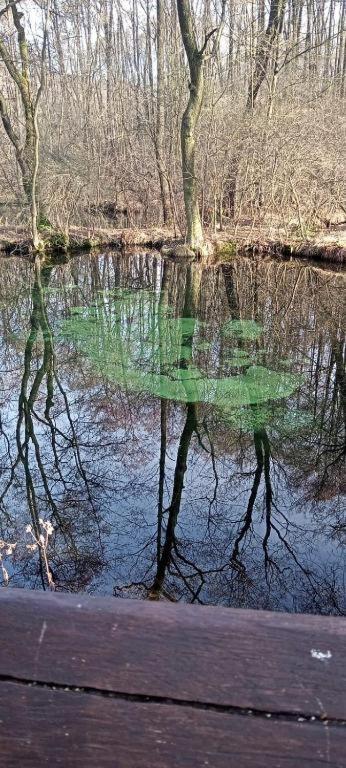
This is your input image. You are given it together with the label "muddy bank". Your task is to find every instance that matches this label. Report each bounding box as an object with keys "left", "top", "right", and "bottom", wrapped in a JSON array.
[
  {"left": 233, "top": 236, "right": 346, "bottom": 264},
  {"left": 0, "top": 225, "right": 172, "bottom": 258},
  {"left": 0, "top": 224, "right": 345, "bottom": 265}
]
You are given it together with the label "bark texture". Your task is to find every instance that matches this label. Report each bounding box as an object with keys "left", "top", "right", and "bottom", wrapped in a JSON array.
[
  {"left": 156, "top": 0, "right": 173, "bottom": 224},
  {"left": 0, "top": 4, "right": 49, "bottom": 248},
  {"left": 177, "top": 0, "right": 216, "bottom": 252}
]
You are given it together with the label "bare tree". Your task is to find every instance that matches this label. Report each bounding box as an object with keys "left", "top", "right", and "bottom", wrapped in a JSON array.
[
  {"left": 0, "top": 0, "right": 50, "bottom": 248},
  {"left": 176, "top": 0, "right": 216, "bottom": 253},
  {"left": 247, "top": 0, "right": 286, "bottom": 110},
  {"left": 155, "top": 0, "right": 173, "bottom": 224}
]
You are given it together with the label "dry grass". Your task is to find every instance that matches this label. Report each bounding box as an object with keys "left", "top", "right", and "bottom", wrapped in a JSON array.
[{"left": 0, "top": 223, "right": 345, "bottom": 264}]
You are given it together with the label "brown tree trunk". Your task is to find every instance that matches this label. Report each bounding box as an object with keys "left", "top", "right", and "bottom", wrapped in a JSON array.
[
  {"left": 156, "top": 0, "right": 173, "bottom": 224},
  {"left": 0, "top": 4, "right": 49, "bottom": 247},
  {"left": 247, "top": 0, "right": 286, "bottom": 110},
  {"left": 176, "top": 0, "right": 216, "bottom": 253}
]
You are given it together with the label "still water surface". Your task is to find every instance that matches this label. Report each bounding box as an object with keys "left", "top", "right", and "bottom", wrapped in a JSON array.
[{"left": 0, "top": 252, "right": 345, "bottom": 613}]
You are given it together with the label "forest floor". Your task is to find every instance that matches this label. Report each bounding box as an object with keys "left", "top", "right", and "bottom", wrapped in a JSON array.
[{"left": 0, "top": 222, "right": 345, "bottom": 264}]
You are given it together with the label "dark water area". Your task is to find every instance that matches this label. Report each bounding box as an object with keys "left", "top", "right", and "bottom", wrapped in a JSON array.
[{"left": 0, "top": 251, "right": 345, "bottom": 614}]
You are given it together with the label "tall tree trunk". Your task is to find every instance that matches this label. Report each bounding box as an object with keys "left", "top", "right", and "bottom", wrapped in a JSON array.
[
  {"left": 247, "top": 0, "right": 286, "bottom": 110},
  {"left": 0, "top": 3, "right": 49, "bottom": 247},
  {"left": 176, "top": 0, "right": 216, "bottom": 253},
  {"left": 156, "top": 0, "right": 173, "bottom": 224}
]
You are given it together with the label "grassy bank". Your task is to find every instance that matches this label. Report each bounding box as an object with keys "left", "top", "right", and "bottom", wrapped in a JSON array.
[{"left": 0, "top": 224, "right": 345, "bottom": 265}]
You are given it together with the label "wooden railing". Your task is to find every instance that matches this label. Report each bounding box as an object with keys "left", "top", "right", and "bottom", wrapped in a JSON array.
[{"left": 0, "top": 588, "right": 345, "bottom": 766}]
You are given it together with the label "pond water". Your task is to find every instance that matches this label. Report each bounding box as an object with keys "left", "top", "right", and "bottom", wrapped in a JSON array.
[{"left": 0, "top": 251, "right": 345, "bottom": 614}]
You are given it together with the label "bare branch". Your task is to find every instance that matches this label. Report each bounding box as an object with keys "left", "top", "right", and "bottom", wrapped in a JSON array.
[
  {"left": 0, "top": 89, "right": 22, "bottom": 152},
  {"left": 199, "top": 27, "right": 218, "bottom": 57},
  {"left": 0, "top": 0, "right": 26, "bottom": 21}
]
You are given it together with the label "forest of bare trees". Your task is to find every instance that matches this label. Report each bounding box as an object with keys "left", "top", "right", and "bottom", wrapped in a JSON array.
[{"left": 0, "top": 0, "right": 345, "bottom": 250}]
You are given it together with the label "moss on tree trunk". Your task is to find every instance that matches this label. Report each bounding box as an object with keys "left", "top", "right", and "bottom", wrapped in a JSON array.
[{"left": 177, "top": 0, "right": 217, "bottom": 254}]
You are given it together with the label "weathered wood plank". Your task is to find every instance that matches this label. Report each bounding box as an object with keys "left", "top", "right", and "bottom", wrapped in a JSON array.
[
  {"left": 0, "top": 681, "right": 343, "bottom": 768},
  {"left": 0, "top": 589, "right": 345, "bottom": 719}
]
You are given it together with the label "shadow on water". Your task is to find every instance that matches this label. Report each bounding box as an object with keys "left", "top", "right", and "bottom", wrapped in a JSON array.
[{"left": 0, "top": 251, "right": 345, "bottom": 613}]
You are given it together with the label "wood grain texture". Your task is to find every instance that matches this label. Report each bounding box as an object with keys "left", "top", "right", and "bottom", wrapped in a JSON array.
[
  {"left": 0, "top": 681, "right": 344, "bottom": 768},
  {"left": 0, "top": 588, "right": 345, "bottom": 719}
]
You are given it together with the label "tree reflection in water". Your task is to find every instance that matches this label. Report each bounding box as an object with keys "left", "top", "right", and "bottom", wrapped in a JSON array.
[{"left": 0, "top": 252, "right": 344, "bottom": 614}]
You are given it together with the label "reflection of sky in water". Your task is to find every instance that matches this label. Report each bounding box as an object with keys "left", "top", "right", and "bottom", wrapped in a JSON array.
[{"left": 0, "top": 252, "right": 344, "bottom": 613}]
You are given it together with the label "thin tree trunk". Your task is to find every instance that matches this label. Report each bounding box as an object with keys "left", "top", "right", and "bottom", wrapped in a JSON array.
[
  {"left": 247, "top": 0, "right": 286, "bottom": 110},
  {"left": 156, "top": 0, "right": 173, "bottom": 224},
  {"left": 0, "top": 3, "right": 50, "bottom": 247}
]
